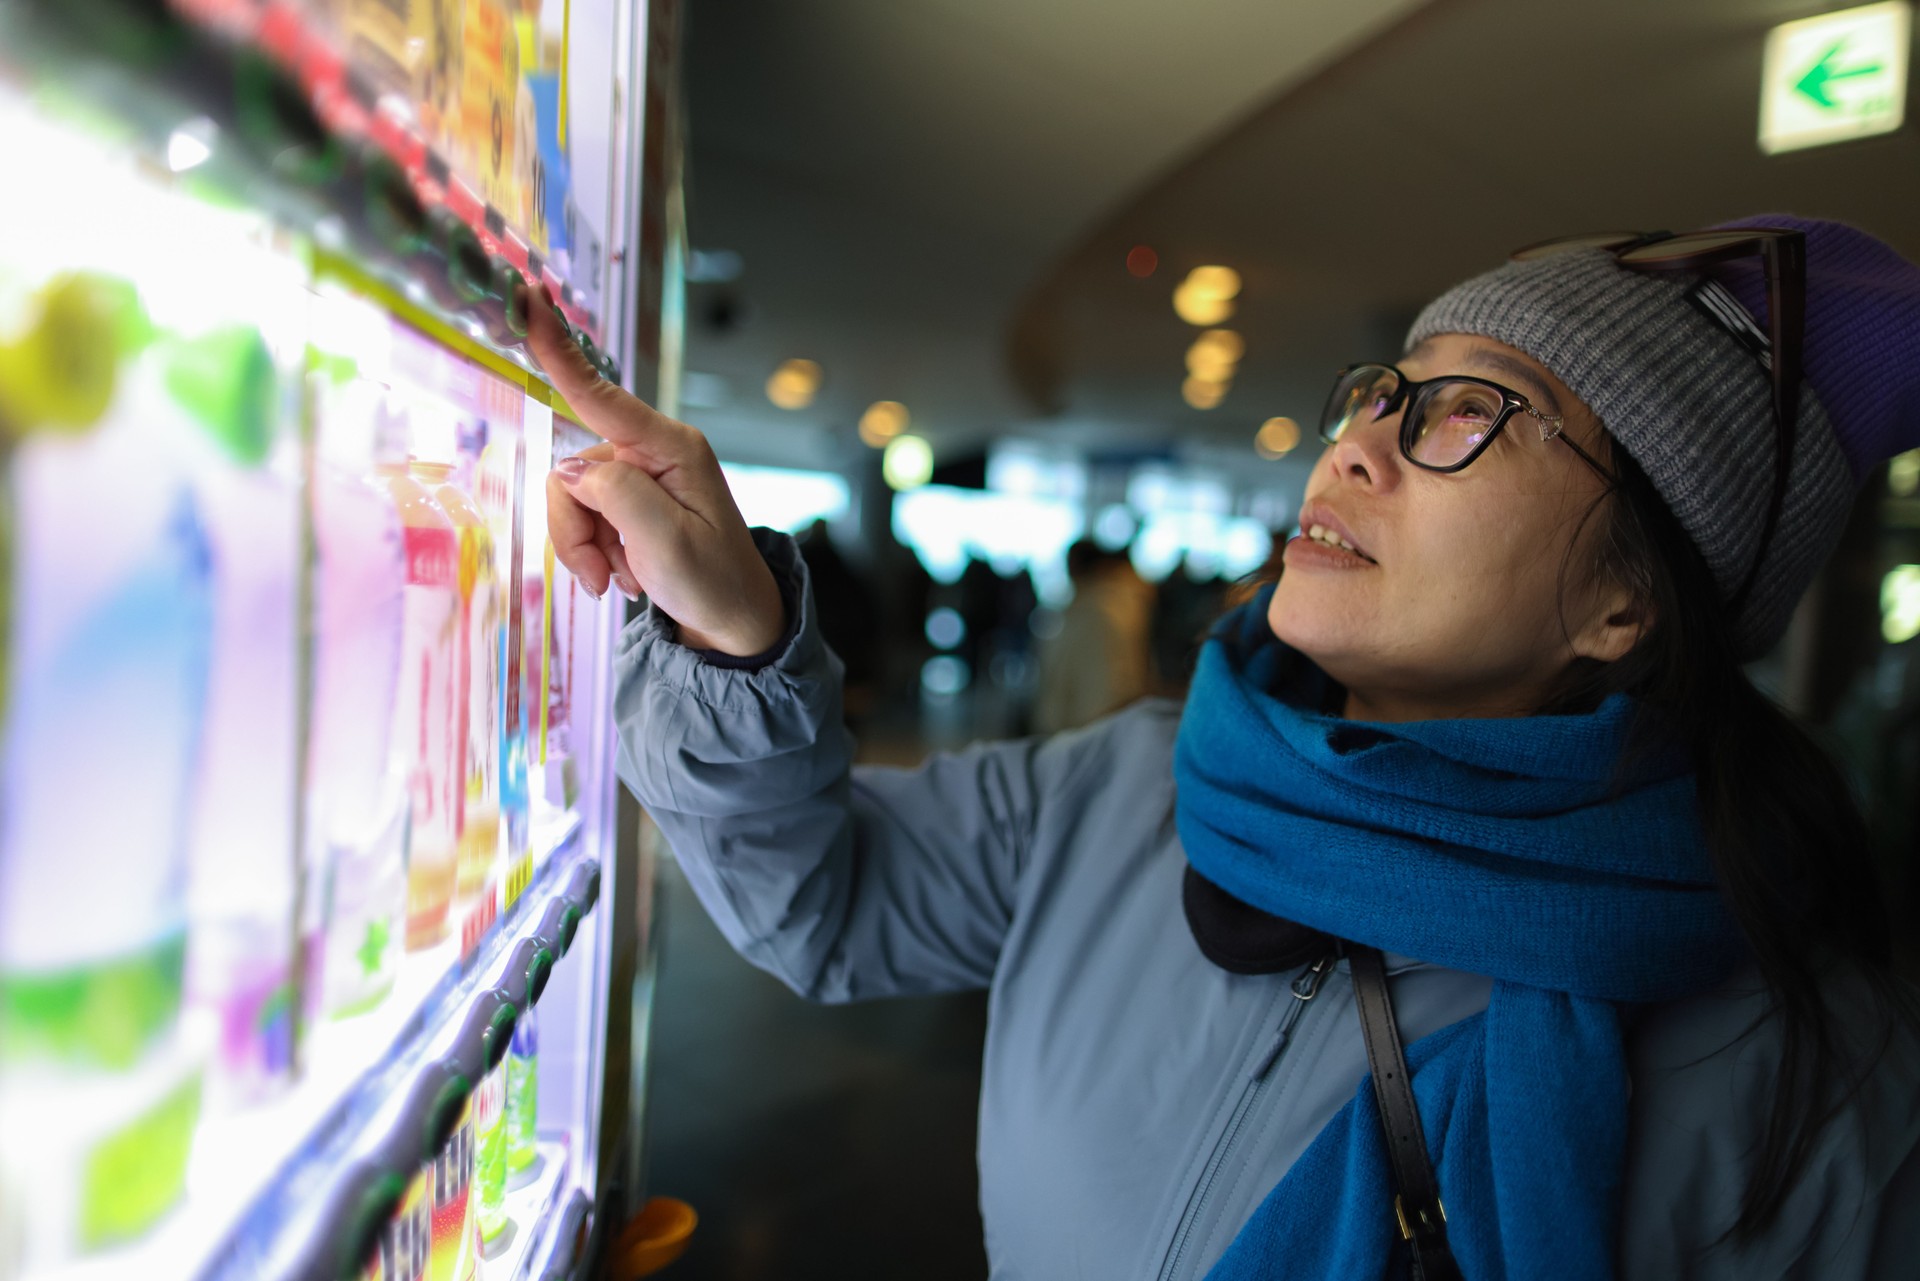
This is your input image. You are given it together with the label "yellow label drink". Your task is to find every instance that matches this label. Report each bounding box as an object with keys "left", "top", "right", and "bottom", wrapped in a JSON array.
[
  {"left": 361, "top": 1168, "right": 430, "bottom": 1281},
  {"left": 428, "top": 1096, "right": 478, "bottom": 1281},
  {"left": 414, "top": 460, "right": 501, "bottom": 912}
]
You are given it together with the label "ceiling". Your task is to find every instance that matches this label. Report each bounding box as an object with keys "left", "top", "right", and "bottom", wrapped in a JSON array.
[
  {"left": 677, "top": 0, "right": 1920, "bottom": 486},
  {"left": 673, "top": 0, "right": 1429, "bottom": 467}
]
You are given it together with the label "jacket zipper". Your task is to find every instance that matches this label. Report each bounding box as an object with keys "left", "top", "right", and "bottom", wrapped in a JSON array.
[{"left": 1155, "top": 954, "right": 1335, "bottom": 1281}]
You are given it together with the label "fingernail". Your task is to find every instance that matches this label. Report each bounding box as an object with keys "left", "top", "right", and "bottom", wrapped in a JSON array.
[
  {"left": 611, "top": 573, "right": 640, "bottom": 601},
  {"left": 580, "top": 580, "right": 604, "bottom": 601},
  {"left": 554, "top": 456, "right": 589, "bottom": 483}
]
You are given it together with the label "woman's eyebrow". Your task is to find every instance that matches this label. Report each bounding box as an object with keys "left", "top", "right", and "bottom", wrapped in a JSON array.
[{"left": 1466, "top": 348, "right": 1564, "bottom": 417}]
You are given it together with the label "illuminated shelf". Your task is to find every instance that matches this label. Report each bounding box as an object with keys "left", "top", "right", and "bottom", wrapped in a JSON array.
[
  {"left": 29, "top": 816, "right": 586, "bottom": 1281},
  {"left": 480, "top": 1140, "right": 572, "bottom": 1281}
]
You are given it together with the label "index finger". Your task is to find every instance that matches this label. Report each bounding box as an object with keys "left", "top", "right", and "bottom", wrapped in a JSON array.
[{"left": 524, "top": 282, "right": 680, "bottom": 455}]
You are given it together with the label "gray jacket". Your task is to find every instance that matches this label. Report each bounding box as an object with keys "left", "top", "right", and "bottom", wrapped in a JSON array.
[{"left": 615, "top": 532, "right": 1920, "bottom": 1280}]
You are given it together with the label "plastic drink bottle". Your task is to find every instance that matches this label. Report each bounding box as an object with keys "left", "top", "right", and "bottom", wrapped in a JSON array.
[
  {"left": 377, "top": 459, "right": 461, "bottom": 951},
  {"left": 478, "top": 430, "right": 530, "bottom": 907},
  {"left": 415, "top": 455, "right": 501, "bottom": 913},
  {"left": 505, "top": 1009, "right": 537, "bottom": 1175},
  {"left": 362, "top": 1167, "right": 430, "bottom": 1281},
  {"left": 428, "top": 1094, "right": 478, "bottom": 1281},
  {"left": 169, "top": 323, "right": 303, "bottom": 1108},
  {"left": 306, "top": 465, "right": 409, "bottom": 1018},
  {"left": 473, "top": 1059, "right": 508, "bottom": 1243},
  {"left": 0, "top": 293, "right": 214, "bottom": 1261}
]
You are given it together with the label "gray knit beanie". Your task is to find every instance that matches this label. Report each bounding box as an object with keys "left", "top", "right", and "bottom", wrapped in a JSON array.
[{"left": 1407, "top": 244, "right": 1859, "bottom": 660}]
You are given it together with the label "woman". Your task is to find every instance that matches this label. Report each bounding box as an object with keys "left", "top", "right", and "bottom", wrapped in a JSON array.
[{"left": 528, "top": 215, "right": 1920, "bottom": 1279}]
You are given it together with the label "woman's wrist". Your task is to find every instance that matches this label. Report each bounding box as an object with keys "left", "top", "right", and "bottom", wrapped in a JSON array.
[{"left": 676, "top": 559, "right": 793, "bottom": 663}]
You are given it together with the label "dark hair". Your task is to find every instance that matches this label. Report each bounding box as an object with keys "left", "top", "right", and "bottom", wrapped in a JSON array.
[{"left": 1541, "top": 444, "right": 1911, "bottom": 1243}]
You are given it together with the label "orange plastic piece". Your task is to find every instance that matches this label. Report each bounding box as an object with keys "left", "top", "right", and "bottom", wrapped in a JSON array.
[{"left": 608, "top": 1197, "right": 697, "bottom": 1278}]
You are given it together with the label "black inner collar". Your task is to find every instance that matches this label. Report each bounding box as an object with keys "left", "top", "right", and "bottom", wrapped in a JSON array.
[{"left": 1182, "top": 866, "right": 1336, "bottom": 975}]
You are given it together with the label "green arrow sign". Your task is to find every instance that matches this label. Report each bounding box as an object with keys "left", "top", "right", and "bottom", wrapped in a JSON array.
[
  {"left": 1794, "top": 40, "right": 1884, "bottom": 107},
  {"left": 1761, "top": 2, "right": 1911, "bottom": 154}
]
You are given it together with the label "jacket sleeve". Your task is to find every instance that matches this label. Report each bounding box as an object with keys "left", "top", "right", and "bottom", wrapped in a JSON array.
[
  {"left": 611, "top": 528, "right": 1043, "bottom": 1002},
  {"left": 1619, "top": 965, "right": 1920, "bottom": 1278}
]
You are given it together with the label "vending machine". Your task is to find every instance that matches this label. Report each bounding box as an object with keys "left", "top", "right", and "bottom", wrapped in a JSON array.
[{"left": 0, "top": 0, "right": 681, "bottom": 1275}]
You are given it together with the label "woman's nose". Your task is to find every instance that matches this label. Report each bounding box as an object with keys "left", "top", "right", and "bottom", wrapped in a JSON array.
[{"left": 1329, "top": 405, "right": 1403, "bottom": 490}]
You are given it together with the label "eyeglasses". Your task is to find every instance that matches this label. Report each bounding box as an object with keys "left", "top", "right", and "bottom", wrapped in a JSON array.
[
  {"left": 1318, "top": 362, "right": 1616, "bottom": 480},
  {"left": 1509, "top": 227, "right": 1806, "bottom": 608}
]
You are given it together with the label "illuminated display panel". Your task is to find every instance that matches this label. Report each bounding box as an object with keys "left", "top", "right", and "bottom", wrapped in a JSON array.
[{"left": 0, "top": 25, "right": 636, "bottom": 1268}]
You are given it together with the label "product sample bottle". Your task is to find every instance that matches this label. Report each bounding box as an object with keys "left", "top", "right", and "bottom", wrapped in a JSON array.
[
  {"left": 478, "top": 431, "right": 529, "bottom": 907},
  {"left": 428, "top": 1094, "right": 478, "bottom": 1281},
  {"left": 361, "top": 1166, "right": 431, "bottom": 1281},
  {"left": 306, "top": 466, "right": 410, "bottom": 1018},
  {"left": 171, "top": 323, "right": 303, "bottom": 1109},
  {"left": 416, "top": 451, "right": 501, "bottom": 918},
  {"left": 537, "top": 546, "right": 586, "bottom": 815},
  {"left": 505, "top": 1009, "right": 538, "bottom": 1176},
  {"left": 518, "top": 570, "right": 546, "bottom": 883},
  {"left": 473, "top": 1058, "right": 509, "bottom": 1244},
  {"left": 0, "top": 369, "right": 214, "bottom": 1262},
  {"left": 377, "top": 458, "right": 461, "bottom": 951}
]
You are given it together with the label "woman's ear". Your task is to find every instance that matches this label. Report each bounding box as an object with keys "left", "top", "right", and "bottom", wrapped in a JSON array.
[{"left": 1571, "top": 582, "right": 1653, "bottom": 665}]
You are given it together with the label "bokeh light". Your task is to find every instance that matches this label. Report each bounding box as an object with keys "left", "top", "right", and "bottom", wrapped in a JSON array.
[
  {"left": 924, "top": 606, "right": 966, "bottom": 650},
  {"left": 921, "top": 654, "right": 971, "bottom": 697},
  {"left": 765, "top": 358, "right": 822, "bottom": 410},
  {"left": 1126, "top": 245, "right": 1159, "bottom": 278},
  {"left": 1182, "top": 376, "right": 1228, "bottom": 409},
  {"left": 1187, "top": 266, "right": 1241, "bottom": 299},
  {"left": 1092, "top": 502, "right": 1138, "bottom": 549},
  {"left": 1882, "top": 565, "right": 1920, "bottom": 644},
  {"left": 858, "top": 399, "right": 909, "bottom": 447},
  {"left": 1172, "top": 279, "right": 1234, "bottom": 326},
  {"left": 882, "top": 433, "right": 934, "bottom": 490},
  {"left": 1254, "top": 416, "right": 1301, "bottom": 459},
  {"left": 1185, "top": 329, "right": 1243, "bottom": 380},
  {"left": 1889, "top": 448, "right": 1920, "bottom": 497}
]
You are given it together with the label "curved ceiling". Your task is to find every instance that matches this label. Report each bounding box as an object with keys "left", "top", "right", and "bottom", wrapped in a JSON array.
[
  {"left": 676, "top": 0, "right": 1430, "bottom": 467},
  {"left": 1013, "top": 0, "right": 1920, "bottom": 480},
  {"left": 680, "top": 0, "right": 1920, "bottom": 482}
]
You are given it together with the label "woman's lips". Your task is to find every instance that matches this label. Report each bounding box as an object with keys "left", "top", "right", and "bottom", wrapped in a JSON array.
[
  {"left": 1297, "top": 503, "right": 1375, "bottom": 562},
  {"left": 1283, "top": 533, "right": 1378, "bottom": 570}
]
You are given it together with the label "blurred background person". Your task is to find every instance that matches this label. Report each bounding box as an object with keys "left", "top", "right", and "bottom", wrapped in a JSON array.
[
  {"left": 794, "top": 518, "right": 880, "bottom": 725},
  {"left": 1034, "top": 539, "right": 1155, "bottom": 733}
]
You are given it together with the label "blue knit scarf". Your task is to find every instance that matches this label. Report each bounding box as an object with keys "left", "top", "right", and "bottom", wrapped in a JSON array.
[{"left": 1173, "top": 590, "right": 1745, "bottom": 1281}]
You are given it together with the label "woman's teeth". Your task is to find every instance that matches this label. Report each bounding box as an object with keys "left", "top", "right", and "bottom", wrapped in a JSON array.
[{"left": 1307, "top": 524, "right": 1363, "bottom": 556}]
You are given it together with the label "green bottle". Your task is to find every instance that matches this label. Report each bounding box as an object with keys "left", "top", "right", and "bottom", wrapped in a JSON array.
[
  {"left": 473, "top": 1060, "right": 508, "bottom": 1243},
  {"left": 505, "top": 1010, "right": 537, "bottom": 1175}
]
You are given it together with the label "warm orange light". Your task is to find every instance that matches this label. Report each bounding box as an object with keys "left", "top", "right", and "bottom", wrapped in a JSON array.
[
  {"left": 858, "top": 400, "right": 910, "bottom": 448},
  {"left": 766, "top": 359, "right": 822, "bottom": 410},
  {"left": 1188, "top": 265, "right": 1241, "bottom": 299},
  {"left": 1126, "top": 245, "right": 1159, "bottom": 278},
  {"left": 1173, "top": 280, "right": 1235, "bottom": 326},
  {"left": 1186, "top": 329, "right": 1244, "bottom": 379},
  {"left": 1183, "top": 376, "right": 1229, "bottom": 410},
  {"left": 1255, "top": 416, "right": 1301, "bottom": 459}
]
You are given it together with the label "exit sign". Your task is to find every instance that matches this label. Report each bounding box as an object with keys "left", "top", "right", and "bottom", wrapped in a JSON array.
[{"left": 1760, "top": 1, "right": 1912, "bottom": 154}]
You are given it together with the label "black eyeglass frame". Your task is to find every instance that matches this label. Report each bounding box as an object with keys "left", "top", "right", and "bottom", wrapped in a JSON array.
[
  {"left": 1318, "top": 362, "right": 1617, "bottom": 481},
  {"left": 1509, "top": 226, "right": 1807, "bottom": 609}
]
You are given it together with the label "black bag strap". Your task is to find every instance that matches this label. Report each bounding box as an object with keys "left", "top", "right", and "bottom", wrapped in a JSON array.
[{"left": 1347, "top": 943, "right": 1462, "bottom": 1281}]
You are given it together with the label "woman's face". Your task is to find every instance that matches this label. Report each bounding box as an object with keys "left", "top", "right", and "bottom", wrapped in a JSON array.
[{"left": 1267, "top": 333, "right": 1641, "bottom": 722}]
